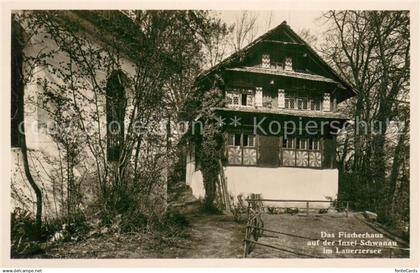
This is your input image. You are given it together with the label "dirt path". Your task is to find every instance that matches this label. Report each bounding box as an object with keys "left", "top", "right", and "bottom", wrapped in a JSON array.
[
  {"left": 38, "top": 213, "right": 245, "bottom": 259},
  {"left": 183, "top": 214, "right": 244, "bottom": 258}
]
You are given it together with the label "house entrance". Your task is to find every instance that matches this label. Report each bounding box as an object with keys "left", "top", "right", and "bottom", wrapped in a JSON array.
[{"left": 258, "top": 135, "right": 279, "bottom": 166}]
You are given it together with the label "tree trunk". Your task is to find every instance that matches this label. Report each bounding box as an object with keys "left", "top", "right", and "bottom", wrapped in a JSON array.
[
  {"left": 12, "top": 18, "right": 43, "bottom": 238},
  {"left": 19, "top": 114, "right": 43, "bottom": 238}
]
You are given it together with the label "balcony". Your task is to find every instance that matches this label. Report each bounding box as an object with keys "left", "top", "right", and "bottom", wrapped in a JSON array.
[{"left": 225, "top": 88, "right": 337, "bottom": 114}]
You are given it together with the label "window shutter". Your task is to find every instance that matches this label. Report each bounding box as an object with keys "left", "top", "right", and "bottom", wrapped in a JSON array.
[
  {"left": 232, "top": 93, "right": 240, "bottom": 105},
  {"left": 226, "top": 92, "right": 233, "bottom": 105},
  {"left": 261, "top": 54, "right": 270, "bottom": 68},
  {"left": 284, "top": 57, "right": 293, "bottom": 71},
  {"left": 323, "top": 92, "right": 331, "bottom": 112},
  {"left": 255, "top": 87, "right": 263, "bottom": 107},
  {"left": 278, "top": 89, "right": 285, "bottom": 108},
  {"left": 246, "top": 93, "right": 254, "bottom": 106}
]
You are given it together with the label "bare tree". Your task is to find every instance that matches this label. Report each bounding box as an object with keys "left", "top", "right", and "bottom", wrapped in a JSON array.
[
  {"left": 199, "top": 14, "right": 233, "bottom": 69},
  {"left": 230, "top": 11, "right": 258, "bottom": 52},
  {"left": 297, "top": 28, "right": 318, "bottom": 47},
  {"left": 264, "top": 11, "right": 273, "bottom": 32},
  {"left": 322, "top": 11, "right": 409, "bottom": 227}
]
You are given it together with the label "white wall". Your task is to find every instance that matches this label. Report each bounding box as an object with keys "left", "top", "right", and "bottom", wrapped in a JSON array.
[
  {"left": 10, "top": 23, "right": 144, "bottom": 219},
  {"left": 187, "top": 165, "right": 338, "bottom": 208}
]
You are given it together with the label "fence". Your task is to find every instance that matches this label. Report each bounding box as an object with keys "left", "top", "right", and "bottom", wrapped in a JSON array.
[{"left": 247, "top": 198, "right": 350, "bottom": 217}]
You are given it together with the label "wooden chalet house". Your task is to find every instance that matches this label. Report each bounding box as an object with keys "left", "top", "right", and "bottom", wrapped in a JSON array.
[{"left": 185, "top": 21, "right": 356, "bottom": 207}]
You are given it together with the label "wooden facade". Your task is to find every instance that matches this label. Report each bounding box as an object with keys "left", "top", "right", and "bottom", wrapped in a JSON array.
[
  {"left": 196, "top": 21, "right": 356, "bottom": 171},
  {"left": 187, "top": 21, "right": 356, "bottom": 203}
]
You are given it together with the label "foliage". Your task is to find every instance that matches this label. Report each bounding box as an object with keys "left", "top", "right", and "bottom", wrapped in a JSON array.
[
  {"left": 158, "top": 211, "right": 190, "bottom": 230},
  {"left": 266, "top": 206, "right": 277, "bottom": 215},
  {"left": 188, "top": 85, "right": 227, "bottom": 211},
  {"left": 321, "top": 11, "right": 410, "bottom": 231},
  {"left": 11, "top": 209, "right": 44, "bottom": 257},
  {"left": 13, "top": 10, "right": 229, "bottom": 224},
  {"left": 119, "top": 211, "right": 149, "bottom": 233},
  {"left": 58, "top": 211, "right": 91, "bottom": 242},
  {"left": 11, "top": 208, "right": 89, "bottom": 257},
  {"left": 167, "top": 144, "right": 188, "bottom": 188}
]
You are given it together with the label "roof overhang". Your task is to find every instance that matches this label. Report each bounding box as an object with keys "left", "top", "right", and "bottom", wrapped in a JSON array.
[
  {"left": 226, "top": 67, "right": 342, "bottom": 86},
  {"left": 213, "top": 107, "right": 349, "bottom": 120}
]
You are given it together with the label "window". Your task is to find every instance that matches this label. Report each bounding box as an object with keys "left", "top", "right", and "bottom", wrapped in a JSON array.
[
  {"left": 241, "top": 94, "right": 247, "bottom": 106},
  {"left": 310, "top": 99, "right": 321, "bottom": 111},
  {"left": 246, "top": 94, "right": 254, "bottom": 106},
  {"left": 227, "top": 133, "right": 241, "bottom": 147},
  {"left": 297, "top": 97, "right": 308, "bottom": 110},
  {"left": 234, "top": 133, "right": 241, "bottom": 146},
  {"left": 296, "top": 138, "right": 307, "bottom": 150},
  {"left": 284, "top": 91, "right": 324, "bottom": 112},
  {"left": 226, "top": 90, "right": 240, "bottom": 106},
  {"left": 226, "top": 89, "right": 254, "bottom": 107},
  {"left": 243, "top": 134, "right": 255, "bottom": 147},
  {"left": 282, "top": 138, "right": 288, "bottom": 148},
  {"left": 309, "top": 138, "right": 320, "bottom": 150},
  {"left": 285, "top": 96, "right": 295, "bottom": 109},
  {"left": 227, "top": 133, "right": 257, "bottom": 165},
  {"left": 280, "top": 137, "right": 322, "bottom": 168},
  {"left": 106, "top": 70, "right": 128, "bottom": 161},
  {"left": 283, "top": 137, "right": 294, "bottom": 149},
  {"left": 227, "top": 134, "right": 234, "bottom": 146}
]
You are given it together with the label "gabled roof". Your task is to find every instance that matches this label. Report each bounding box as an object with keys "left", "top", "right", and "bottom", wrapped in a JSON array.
[{"left": 198, "top": 21, "right": 356, "bottom": 101}]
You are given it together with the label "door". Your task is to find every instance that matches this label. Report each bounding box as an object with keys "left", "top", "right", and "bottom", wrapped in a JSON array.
[{"left": 258, "top": 135, "right": 280, "bottom": 166}]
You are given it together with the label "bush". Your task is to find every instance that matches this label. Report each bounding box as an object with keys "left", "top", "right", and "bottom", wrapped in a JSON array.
[
  {"left": 11, "top": 209, "right": 43, "bottom": 257},
  {"left": 199, "top": 202, "right": 223, "bottom": 215},
  {"left": 266, "top": 206, "right": 277, "bottom": 215},
  {"left": 120, "top": 210, "right": 148, "bottom": 233},
  {"left": 10, "top": 208, "right": 63, "bottom": 257},
  {"left": 11, "top": 207, "right": 91, "bottom": 258},
  {"left": 118, "top": 210, "right": 189, "bottom": 234},
  {"left": 160, "top": 211, "right": 190, "bottom": 229},
  {"left": 60, "top": 211, "right": 90, "bottom": 241}
]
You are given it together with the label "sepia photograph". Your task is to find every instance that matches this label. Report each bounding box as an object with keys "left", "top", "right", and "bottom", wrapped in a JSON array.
[{"left": 3, "top": 4, "right": 417, "bottom": 267}]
